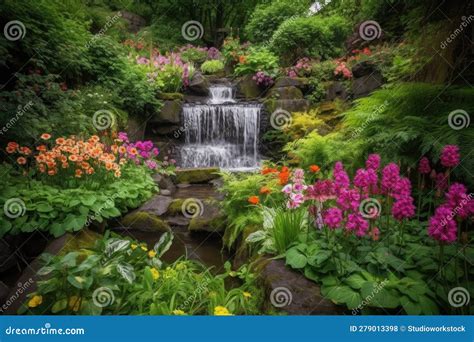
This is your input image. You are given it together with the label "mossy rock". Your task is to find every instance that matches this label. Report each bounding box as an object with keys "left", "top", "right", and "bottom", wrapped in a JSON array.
[
  {"left": 59, "top": 230, "right": 102, "bottom": 255},
  {"left": 274, "top": 77, "right": 309, "bottom": 89},
  {"left": 121, "top": 211, "right": 170, "bottom": 232},
  {"left": 233, "top": 225, "right": 261, "bottom": 269},
  {"left": 175, "top": 167, "right": 220, "bottom": 184},
  {"left": 236, "top": 75, "right": 263, "bottom": 99},
  {"left": 263, "top": 99, "right": 311, "bottom": 114},
  {"left": 151, "top": 100, "right": 182, "bottom": 124},
  {"left": 188, "top": 215, "right": 225, "bottom": 233},
  {"left": 267, "top": 86, "right": 303, "bottom": 100},
  {"left": 167, "top": 198, "right": 186, "bottom": 216},
  {"left": 157, "top": 92, "right": 185, "bottom": 100}
]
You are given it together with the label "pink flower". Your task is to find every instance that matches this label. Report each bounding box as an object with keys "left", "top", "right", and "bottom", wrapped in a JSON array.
[
  {"left": 428, "top": 204, "right": 457, "bottom": 243},
  {"left": 392, "top": 196, "right": 415, "bottom": 220},
  {"left": 323, "top": 208, "right": 343, "bottom": 229},
  {"left": 435, "top": 173, "right": 448, "bottom": 191},
  {"left": 440, "top": 145, "right": 460, "bottom": 168},
  {"left": 287, "top": 193, "right": 304, "bottom": 209},
  {"left": 381, "top": 163, "right": 400, "bottom": 194},
  {"left": 354, "top": 168, "right": 378, "bottom": 190},
  {"left": 418, "top": 157, "right": 431, "bottom": 174},
  {"left": 346, "top": 213, "right": 369, "bottom": 236},
  {"left": 366, "top": 154, "right": 381, "bottom": 170},
  {"left": 445, "top": 183, "right": 471, "bottom": 218},
  {"left": 392, "top": 177, "right": 412, "bottom": 200},
  {"left": 337, "top": 188, "right": 360, "bottom": 212},
  {"left": 306, "top": 180, "right": 336, "bottom": 202},
  {"left": 333, "top": 162, "right": 350, "bottom": 191}
]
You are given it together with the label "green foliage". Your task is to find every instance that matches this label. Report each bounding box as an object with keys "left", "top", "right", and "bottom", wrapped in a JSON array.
[
  {"left": 270, "top": 14, "right": 350, "bottom": 64},
  {"left": 180, "top": 47, "right": 208, "bottom": 64},
  {"left": 201, "top": 60, "right": 225, "bottom": 75},
  {"left": 284, "top": 111, "right": 325, "bottom": 140},
  {"left": 244, "top": 0, "right": 312, "bottom": 42},
  {"left": 234, "top": 47, "right": 279, "bottom": 76},
  {"left": 0, "top": 165, "right": 156, "bottom": 238},
  {"left": 153, "top": 64, "right": 185, "bottom": 93},
  {"left": 23, "top": 234, "right": 262, "bottom": 315}
]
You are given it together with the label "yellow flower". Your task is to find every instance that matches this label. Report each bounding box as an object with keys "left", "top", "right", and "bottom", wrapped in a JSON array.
[
  {"left": 131, "top": 244, "right": 137, "bottom": 250},
  {"left": 243, "top": 292, "right": 252, "bottom": 298},
  {"left": 141, "top": 246, "right": 148, "bottom": 251},
  {"left": 214, "top": 306, "right": 233, "bottom": 316},
  {"left": 28, "top": 295, "right": 43, "bottom": 308},
  {"left": 175, "top": 262, "right": 186, "bottom": 271},
  {"left": 172, "top": 309, "right": 186, "bottom": 315},
  {"left": 68, "top": 296, "right": 81, "bottom": 312},
  {"left": 163, "top": 267, "right": 177, "bottom": 279},
  {"left": 150, "top": 268, "right": 160, "bottom": 280},
  {"left": 148, "top": 250, "right": 157, "bottom": 258}
]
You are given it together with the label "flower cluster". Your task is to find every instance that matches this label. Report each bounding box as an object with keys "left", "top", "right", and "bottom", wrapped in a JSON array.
[
  {"left": 253, "top": 71, "right": 274, "bottom": 87},
  {"left": 334, "top": 60, "right": 352, "bottom": 79},
  {"left": 282, "top": 168, "right": 307, "bottom": 209},
  {"left": 287, "top": 57, "right": 311, "bottom": 78}
]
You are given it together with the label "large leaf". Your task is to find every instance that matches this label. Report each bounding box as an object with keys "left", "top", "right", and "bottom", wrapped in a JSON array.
[
  {"left": 360, "top": 281, "right": 400, "bottom": 309},
  {"left": 153, "top": 232, "right": 174, "bottom": 258},
  {"left": 325, "top": 285, "right": 362, "bottom": 309},
  {"left": 285, "top": 247, "right": 307, "bottom": 269},
  {"left": 116, "top": 263, "right": 135, "bottom": 284},
  {"left": 345, "top": 273, "right": 367, "bottom": 290},
  {"left": 67, "top": 275, "right": 92, "bottom": 289},
  {"left": 105, "top": 239, "right": 130, "bottom": 258},
  {"left": 400, "top": 296, "right": 421, "bottom": 315}
]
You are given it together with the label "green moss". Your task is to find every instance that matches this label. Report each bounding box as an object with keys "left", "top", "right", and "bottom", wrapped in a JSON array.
[
  {"left": 267, "top": 86, "right": 303, "bottom": 100},
  {"left": 167, "top": 198, "right": 186, "bottom": 215},
  {"left": 121, "top": 211, "right": 170, "bottom": 232},
  {"left": 188, "top": 215, "right": 226, "bottom": 233},
  {"left": 61, "top": 229, "right": 102, "bottom": 255},
  {"left": 175, "top": 167, "right": 220, "bottom": 184},
  {"left": 157, "top": 92, "right": 184, "bottom": 100}
]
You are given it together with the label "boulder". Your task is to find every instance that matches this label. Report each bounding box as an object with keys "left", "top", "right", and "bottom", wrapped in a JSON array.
[
  {"left": 188, "top": 201, "right": 225, "bottom": 233},
  {"left": 188, "top": 72, "right": 210, "bottom": 96},
  {"left": 152, "top": 100, "right": 182, "bottom": 124},
  {"left": 153, "top": 174, "right": 176, "bottom": 195},
  {"left": 166, "top": 198, "right": 186, "bottom": 216},
  {"left": 325, "top": 81, "right": 348, "bottom": 101},
  {"left": 120, "top": 211, "right": 170, "bottom": 232},
  {"left": 267, "top": 86, "right": 303, "bottom": 100},
  {"left": 233, "top": 225, "right": 261, "bottom": 269},
  {"left": 175, "top": 167, "right": 220, "bottom": 184},
  {"left": 0, "top": 281, "right": 10, "bottom": 307},
  {"left": 352, "top": 61, "right": 377, "bottom": 78},
  {"left": 263, "top": 99, "right": 311, "bottom": 114},
  {"left": 125, "top": 115, "right": 146, "bottom": 142},
  {"left": 273, "top": 77, "right": 309, "bottom": 90},
  {"left": 256, "top": 257, "right": 345, "bottom": 315},
  {"left": 157, "top": 92, "right": 184, "bottom": 101},
  {"left": 236, "top": 75, "right": 262, "bottom": 99},
  {"left": 352, "top": 72, "right": 383, "bottom": 98},
  {"left": 135, "top": 195, "right": 173, "bottom": 216}
]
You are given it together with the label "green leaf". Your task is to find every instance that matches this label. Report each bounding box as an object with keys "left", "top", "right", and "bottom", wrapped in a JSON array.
[
  {"left": 400, "top": 296, "right": 421, "bottom": 315},
  {"left": 419, "top": 295, "right": 440, "bottom": 315},
  {"left": 67, "top": 275, "right": 92, "bottom": 289},
  {"left": 116, "top": 263, "right": 135, "bottom": 284},
  {"left": 105, "top": 239, "right": 130, "bottom": 257},
  {"left": 50, "top": 223, "right": 65, "bottom": 237},
  {"left": 345, "top": 273, "right": 367, "bottom": 290},
  {"left": 60, "top": 252, "right": 79, "bottom": 267},
  {"left": 154, "top": 232, "right": 174, "bottom": 258},
  {"left": 51, "top": 299, "right": 67, "bottom": 313},
  {"left": 36, "top": 202, "right": 54, "bottom": 213},
  {"left": 360, "top": 281, "right": 400, "bottom": 309},
  {"left": 285, "top": 247, "right": 307, "bottom": 269},
  {"left": 325, "top": 285, "right": 362, "bottom": 309},
  {"left": 307, "top": 250, "right": 331, "bottom": 267}
]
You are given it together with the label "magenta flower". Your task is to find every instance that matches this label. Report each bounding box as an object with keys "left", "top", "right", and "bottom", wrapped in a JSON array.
[
  {"left": 440, "top": 145, "right": 460, "bottom": 168},
  {"left": 435, "top": 173, "right": 448, "bottom": 191},
  {"left": 333, "top": 162, "right": 350, "bottom": 191},
  {"left": 366, "top": 154, "right": 381, "bottom": 170},
  {"left": 346, "top": 213, "right": 369, "bottom": 236},
  {"left": 428, "top": 204, "right": 457, "bottom": 243},
  {"left": 323, "top": 208, "right": 343, "bottom": 229},
  {"left": 337, "top": 188, "right": 360, "bottom": 212},
  {"left": 306, "top": 180, "right": 336, "bottom": 202},
  {"left": 392, "top": 177, "right": 412, "bottom": 200},
  {"left": 381, "top": 163, "right": 400, "bottom": 194},
  {"left": 392, "top": 196, "right": 416, "bottom": 220},
  {"left": 287, "top": 193, "right": 305, "bottom": 209},
  {"left": 418, "top": 157, "right": 431, "bottom": 174}
]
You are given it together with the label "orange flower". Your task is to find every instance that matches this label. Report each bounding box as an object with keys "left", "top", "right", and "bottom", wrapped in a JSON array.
[
  {"left": 6, "top": 146, "right": 16, "bottom": 153},
  {"left": 56, "top": 138, "right": 66, "bottom": 145},
  {"left": 114, "top": 170, "right": 121, "bottom": 178},
  {"left": 75, "top": 169, "right": 83, "bottom": 178},
  {"left": 239, "top": 55, "right": 247, "bottom": 64},
  {"left": 17, "top": 157, "right": 27, "bottom": 165},
  {"left": 278, "top": 167, "right": 290, "bottom": 185},
  {"left": 118, "top": 146, "right": 127, "bottom": 154},
  {"left": 129, "top": 147, "right": 138, "bottom": 155},
  {"left": 259, "top": 186, "right": 271, "bottom": 195},
  {"left": 309, "top": 165, "right": 320, "bottom": 173},
  {"left": 40, "top": 133, "right": 51, "bottom": 140},
  {"left": 47, "top": 169, "right": 56, "bottom": 176},
  {"left": 261, "top": 167, "right": 278, "bottom": 175},
  {"left": 248, "top": 196, "right": 260, "bottom": 205},
  {"left": 7, "top": 142, "right": 19, "bottom": 149},
  {"left": 69, "top": 155, "right": 79, "bottom": 162}
]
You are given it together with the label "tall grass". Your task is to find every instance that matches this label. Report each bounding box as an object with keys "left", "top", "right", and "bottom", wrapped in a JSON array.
[{"left": 272, "top": 207, "right": 306, "bottom": 254}]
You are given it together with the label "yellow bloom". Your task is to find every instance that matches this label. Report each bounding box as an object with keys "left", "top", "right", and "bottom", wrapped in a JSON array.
[
  {"left": 243, "top": 292, "right": 252, "bottom": 298},
  {"left": 28, "top": 295, "right": 43, "bottom": 308},
  {"left": 68, "top": 296, "right": 81, "bottom": 312},
  {"left": 141, "top": 246, "right": 148, "bottom": 251},
  {"left": 172, "top": 309, "right": 186, "bottom": 315},
  {"left": 131, "top": 244, "right": 137, "bottom": 250},
  {"left": 214, "top": 306, "right": 233, "bottom": 316},
  {"left": 175, "top": 262, "right": 186, "bottom": 271},
  {"left": 150, "top": 268, "right": 160, "bottom": 280},
  {"left": 148, "top": 250, "right": 157, "bottom": 258}
]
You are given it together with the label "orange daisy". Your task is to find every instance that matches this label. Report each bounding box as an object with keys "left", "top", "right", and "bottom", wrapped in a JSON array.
[{"left": 40, "top": 133, "right": 51, "bottom": 140}]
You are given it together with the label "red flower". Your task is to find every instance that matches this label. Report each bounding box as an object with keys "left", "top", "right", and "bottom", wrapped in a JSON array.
[
  {"left": 248, "top": 196, "right": 260, "bottom": 205},
  {"left": 259, "top": 186, "right": 271, "bottom": 195},
  {"left": 309, "top": 165, "right": 320, "bottom": 173}
]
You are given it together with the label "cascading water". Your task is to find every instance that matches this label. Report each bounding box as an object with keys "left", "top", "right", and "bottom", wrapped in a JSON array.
[{"left": 180, "top": 85, "right": 261, "bottom": 169}]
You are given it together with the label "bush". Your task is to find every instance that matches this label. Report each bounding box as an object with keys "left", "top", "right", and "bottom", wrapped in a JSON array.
[
  {"left": 180, "top": 45, "right": 208, "bottom": 64},
  {"left": 23, "top": 234, "right": 262, "bottom": 315},
  {"left": 201, "top": 60, "right": 225, "bottom": 74},
  {"left": 245, "top": 0, "right": 312, "bottom": 42},
  {"left": 270, "top": 15, "right": 350, "bottom": 64},
  {"left": 234, "top": 47, "right": 279, "bottom": 76}
]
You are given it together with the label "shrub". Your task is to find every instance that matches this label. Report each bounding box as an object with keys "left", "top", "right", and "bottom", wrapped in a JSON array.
[
  {"left": 22, "top": 234, "right": 262, "bottom": 315},
  {"left": 234, "top": 47, "right": 279, "bottom": 76},
  {"left": 179, "top": 45, "right": 208, "bottom": 64},
  {"left": 244, "top": 0, "right": 312, "bottom": 42},
  {"left": 201, "top": 60, "right": 225, "bottom": 75},
  {"left": 270, "top": 15, "right": 350, "bottom": 64}
]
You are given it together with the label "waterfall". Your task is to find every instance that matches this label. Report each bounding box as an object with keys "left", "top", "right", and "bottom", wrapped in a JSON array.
[{"left": 180, "top": 85, "right": 261, "bottom": 169}]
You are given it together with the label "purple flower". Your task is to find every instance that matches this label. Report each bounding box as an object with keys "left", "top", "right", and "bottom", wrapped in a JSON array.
[
  {"left": 440, "top": 145, "right": 460, "bottom": 168},
  {"left": 323, "top": 208, "right": 343, "bottom": 229},
  {"left": 366, "top": 154, "right": 381, "bottom": 170},
  {"left": 392, "top": 177, "right": 412, "bottom": 200},
  {"left": 287, "top": 193, "right": 305, "bottom": 209},
  {"left": 333, "top": 162, "right": 350, "bottom": 191},
  {"left": 428, "top": 204, "right": 457, "bottom": 243},
  {"left": 392, "top": 196, "right": 416, "bottom": 220},
  {"left": 337, "top": 188, "right": 360, "bottom": 212},
  {"left": 346, "top": 213, "right": 369, "bottom": 236},
  {"left": 306, "top": 180, "right": 336, "bottom": 202},
  {"left": 418, "top": 157, "right": 431, "bottom": 174},
  {"left": 381, "top": 163, "right": 400, "bottom": 194}
]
